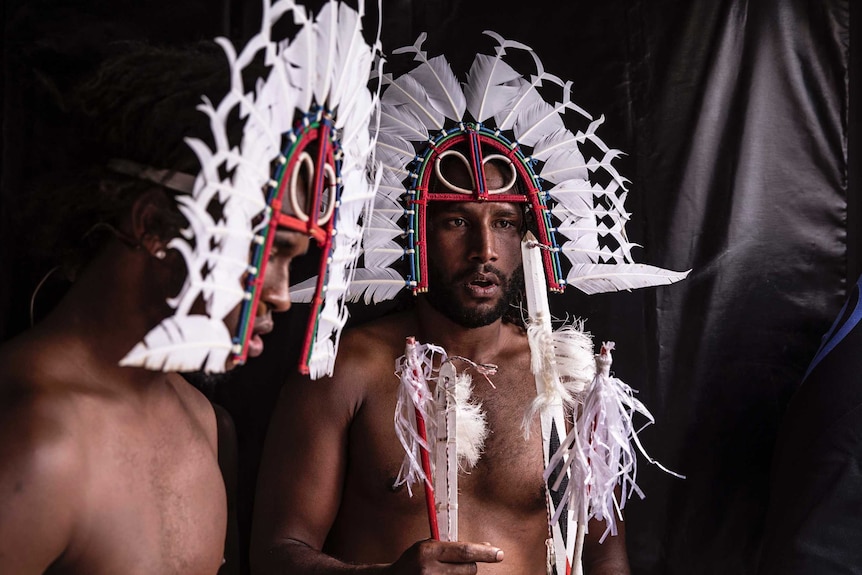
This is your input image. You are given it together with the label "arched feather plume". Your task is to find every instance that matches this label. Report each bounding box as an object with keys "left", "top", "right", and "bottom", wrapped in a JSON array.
[
  {"left": 122, "top": 0, "right": 382, "bottom": 375},
  {"left": 353, "top": 30, "right": 688, "bottom": 305}
]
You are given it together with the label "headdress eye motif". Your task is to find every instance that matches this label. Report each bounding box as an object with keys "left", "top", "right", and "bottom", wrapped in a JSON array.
[
  {"left": 288, "top": 150, "right": 337, "bottom": 226},
  {"left": 433, "top": 150, "right": 518, "bottom": 195}
]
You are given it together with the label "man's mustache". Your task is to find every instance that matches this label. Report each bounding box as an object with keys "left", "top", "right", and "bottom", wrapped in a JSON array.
[{"left": 454, "top": 264, "right": 506, "bottom": 284}]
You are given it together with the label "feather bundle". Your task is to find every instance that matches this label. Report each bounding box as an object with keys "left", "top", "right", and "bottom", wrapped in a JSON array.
[
  {"left": 452, "top": 371, "right": 488, "bottom": 471},
  {"left": 523, "top": 319, "right": 595, "bottom": 437},
  {"left": 393, "top": 342, "right": 492, "bottom": 493},
  {"left": 393, "top": 339, "right": 446, "bottom": 496},
  {"left": 545, "top": 342, "right": 684, "bottom": 541}
]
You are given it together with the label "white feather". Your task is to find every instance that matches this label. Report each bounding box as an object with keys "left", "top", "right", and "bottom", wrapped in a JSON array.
[
  {"left": 381, "top": 73, "right": 445, "bottom": 130},
  {"left": 120, "top": 316, "right": 233, "bottom": 373},
  {"left": 531, "top": 128, "right": 587, "bottom": 163},
  {"left": 512, "top": 98, "right": 566, "bottom": 147},
  {"left": 565, "top": 264, "right": 691, "bottom": 295},
  {"left": 393, "top": 34, "right": 466, "bottom": 121},
  {"left": 347, "top": 267, "right": 408, "bottom": 304},
  {"left": 464, "top": 53, "right": 521, "bottom": 123},
  {"left": 377, "top": 103, "right": 430, "bottom": 141},
  {"left": 559, "top": 236, "right": 604, "bottom": 263},
  {"left": 548, "top": 180, "right": 620, "bottom": 221},
  {"left": 452, "top": 372, "right": 487, "bottom": 470},
  {"left": 364, "top": 245, "right": 405, "bottom": 268}
]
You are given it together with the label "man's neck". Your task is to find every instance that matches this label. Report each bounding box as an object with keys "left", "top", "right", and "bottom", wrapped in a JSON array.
[
  {"left": 32, "top": 244, "right": 173, "bottom": 389},
  {"left": 413, "top": 298, "right": 514, "bottom": 363}
]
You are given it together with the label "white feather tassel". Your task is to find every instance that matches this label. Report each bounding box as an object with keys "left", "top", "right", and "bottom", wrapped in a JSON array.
[
  {"left": 452, "top": 371, "right": 488, "bottom": 471},
  {"left": 546, "top": 342, "right": 685, "bottom": 542}
]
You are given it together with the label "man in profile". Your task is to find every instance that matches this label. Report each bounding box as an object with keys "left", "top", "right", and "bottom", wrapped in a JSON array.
[{"left": 0, "top": 0, "right": 380, "bottom": 571}]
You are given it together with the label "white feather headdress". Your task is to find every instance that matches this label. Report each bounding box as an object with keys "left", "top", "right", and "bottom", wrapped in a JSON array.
[
  {"left": 322, "top": 30, "right": 689, "bottom": 303},
  {"left": 121, "top": 0, "right": 381, "bottom": 375}
]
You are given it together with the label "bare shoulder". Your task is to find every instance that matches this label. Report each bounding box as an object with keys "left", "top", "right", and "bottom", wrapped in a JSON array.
[
  {"left": 0, "top": 353, "right": 87, "bottom": 569},
  {"left": 338, "top": 311, "right": 418, "bottom": 365},
  {"left": 321, "top": 310, "right": 418, "bottom": 390},
  {"left": 0, "top": 337, "right": 89, "bottom": 488},
  {"left": 273, "top": 311, "right": 419, "bottom": 426}
]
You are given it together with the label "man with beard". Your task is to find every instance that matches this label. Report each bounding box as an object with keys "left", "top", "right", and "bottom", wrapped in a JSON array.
[
  {"left": 250, "top": 26, "right": 692, "bottom": 575},
  {"left": 250, "top": 158, "right": 631, "bottom": 574}
]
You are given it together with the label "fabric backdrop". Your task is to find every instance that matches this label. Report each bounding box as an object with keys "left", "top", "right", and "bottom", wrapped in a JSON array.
[{"left": 1, "top": 1, "right": 853, "bottom": 574}]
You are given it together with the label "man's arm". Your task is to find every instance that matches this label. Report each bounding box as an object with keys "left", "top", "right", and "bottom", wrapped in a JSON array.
[
  {"left": 0, "top": 395, "right": 81, "bottom": 573},
  {"left": 214, "top": 402, "right": 240, "bottom": 575},
  {"left": 249, "top": 369, "right": 356, "bottom": 573},
  {"left": 581, "top": 514, "right": 631, "bottom": 575}
]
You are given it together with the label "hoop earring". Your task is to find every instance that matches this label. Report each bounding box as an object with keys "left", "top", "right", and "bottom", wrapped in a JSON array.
[
  {"left": 30, "top": 265, "right": 62, "bottom": 327},
  {"left": 82, "top": 221, "right": 141, "bottom": 249}
]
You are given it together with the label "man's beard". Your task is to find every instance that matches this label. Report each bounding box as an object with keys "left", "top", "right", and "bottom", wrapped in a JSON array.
[
  {"left": 424, "top": 260, "right": 525, "bottom": 328},
  {"left": 182, "top": 370, "right": 233, "bottom": 398}
]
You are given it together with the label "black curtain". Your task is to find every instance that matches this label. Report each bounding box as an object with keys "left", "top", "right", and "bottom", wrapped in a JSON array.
[{"left": 1, "top": 1, "right": 852, "bottom": 574}]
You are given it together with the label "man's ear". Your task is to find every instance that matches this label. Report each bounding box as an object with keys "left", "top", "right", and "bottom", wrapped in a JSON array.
[{"left": 129, "top": 188, "right": 174, "bottom": 257}]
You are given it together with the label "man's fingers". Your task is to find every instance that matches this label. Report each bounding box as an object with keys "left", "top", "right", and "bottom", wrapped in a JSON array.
[{"left": 433, "top": 542, "right": 504, "bottom": 563}]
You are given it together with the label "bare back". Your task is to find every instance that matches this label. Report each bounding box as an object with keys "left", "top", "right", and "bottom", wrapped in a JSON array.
[{"left": 0, "top": 330, "right": 227, "bottom": 575}]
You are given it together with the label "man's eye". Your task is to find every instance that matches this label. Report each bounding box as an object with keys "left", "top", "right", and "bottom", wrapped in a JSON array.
[
  {"left": 495, "top": 220, "right": 517, "bottom": 229},
  {"left": 448, "top": 218, "right": 466, "bottom": 227}
]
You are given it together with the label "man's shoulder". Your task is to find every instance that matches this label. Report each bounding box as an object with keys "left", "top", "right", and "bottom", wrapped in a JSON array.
[
  {"left": 311, "top": 311, "right": 419, "bottom": 396},
  {"left": 0, "top": 332, "right": 116, "bottom": 475},
  {"left": 339, "top": 311, "right": 418, "bottom": 362},
  {"left": 0, "top": 373, "right": 87, "bottom": 504}
]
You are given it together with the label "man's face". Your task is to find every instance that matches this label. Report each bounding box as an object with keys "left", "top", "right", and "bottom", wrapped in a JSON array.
[
  {"left": 222, "top": 163, "right": 313, "bottom": 367},
  {"left": 424, "top": 160, "right": 525, "bottom": 328}
]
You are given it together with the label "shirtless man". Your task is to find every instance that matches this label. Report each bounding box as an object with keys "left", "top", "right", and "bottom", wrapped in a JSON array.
[
  {"left": 0, "top": 0, "right": 379, "bottom": 568},
  {"left": 250, "top": 155, "right": 632, "bottom": 574},
  {"left": 0, "top": 45, "right": 310, "bottom": 573}
]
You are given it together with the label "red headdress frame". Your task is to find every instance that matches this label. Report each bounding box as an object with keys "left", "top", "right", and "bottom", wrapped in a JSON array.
[
  {"left": 232, "top": 107, "right": 342, "bottom": 369},
  {"left": 405, "top": 123, "right": 565, "bottom": 294}
]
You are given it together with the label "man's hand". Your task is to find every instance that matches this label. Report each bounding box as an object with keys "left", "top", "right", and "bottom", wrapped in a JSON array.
[{"left": 387, "top": 540, "right": 503, "bottom": 574}]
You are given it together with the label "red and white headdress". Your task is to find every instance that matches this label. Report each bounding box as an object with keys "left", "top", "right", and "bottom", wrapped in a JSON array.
[
  {"left": 340, "top": 31, "right": 687, "bottom": 302},
  {"left": 120, "top": 0, "right": 381, "bottom": 376}
]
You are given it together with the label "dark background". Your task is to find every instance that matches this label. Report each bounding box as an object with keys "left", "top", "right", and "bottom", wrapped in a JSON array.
[{"left": 1, "top": 1, "right": 854, "bottom": 573}]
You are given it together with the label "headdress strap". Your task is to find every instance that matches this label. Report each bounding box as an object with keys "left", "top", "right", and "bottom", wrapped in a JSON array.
[{"left": 107, "top": 158, "right": 195, "bottom": 194}]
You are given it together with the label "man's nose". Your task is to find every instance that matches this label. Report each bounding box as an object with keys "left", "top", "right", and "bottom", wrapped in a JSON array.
[
  {"left": 260, "top": 260, "right": 292, "bottom": 314},
  {"left": 468, "top": 224, "right": 498, "bottom": 263}
]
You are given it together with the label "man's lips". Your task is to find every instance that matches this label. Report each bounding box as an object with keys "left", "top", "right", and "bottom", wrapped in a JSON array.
[
  {"left": 464, "top": 273, "right": 500, "bottom": 298},
  {"left": 248, "top": 318, "right": 274, "bottom": 358}
]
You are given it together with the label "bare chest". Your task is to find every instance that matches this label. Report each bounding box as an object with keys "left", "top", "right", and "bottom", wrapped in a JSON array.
[
  {"left": 346, "top": 361, "right": 547, "bottom": 515},
  {"left": 56, "top": 410, "right": 226, "bottom": 575}
]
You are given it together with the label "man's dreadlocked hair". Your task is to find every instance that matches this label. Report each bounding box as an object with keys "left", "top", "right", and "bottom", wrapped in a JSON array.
[{"left": 23, "top": 41, "right": 233, "bottom": 280}]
